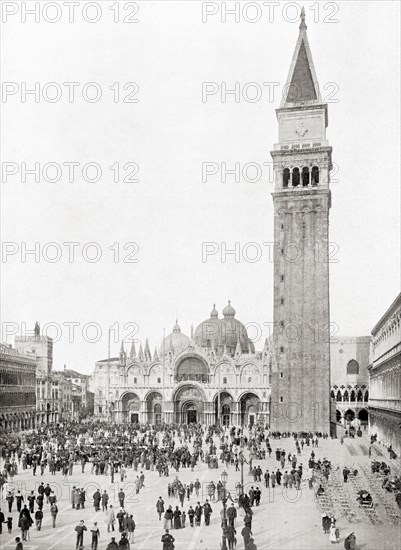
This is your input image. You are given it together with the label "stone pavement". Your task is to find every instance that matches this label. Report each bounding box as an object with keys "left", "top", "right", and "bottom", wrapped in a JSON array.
[{"left": 0, "top": 433, "right": 400, "bottom": 550}]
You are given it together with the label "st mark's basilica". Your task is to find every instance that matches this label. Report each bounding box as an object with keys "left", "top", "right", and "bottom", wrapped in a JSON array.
[{"left": 92, "top": 302, "right": 271, "bottom": 427}]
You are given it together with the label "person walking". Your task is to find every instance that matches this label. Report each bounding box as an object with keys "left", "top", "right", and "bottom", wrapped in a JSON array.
[
  {"left": 126, "top": 515, "right": 135, "bottom": 544},
  {"left": 90, "top": 522, "right": 100, "bottom": 550},
  {"left": 156, "top": 497, "right": 165, "bottom": 521},
  {"left": 93, "top": 489, "right": 101, "bottom": 512},
  {"left": 35, "top": 509, "right": 43, "bottom": 531},
  {"left": 50, "top": 502, "right": 58, "bottom": 528},
  {"left": 163, "top": 506, "right": 173, "bottom": 530},
  {"left": 75, "top": 520, "right": 87, "bottom": 550},
  {"left": 226, "top": 524, "right": 237, "bottom": 550},
  {"left": 106, "top": 505, "right": 116, "bottom": 533},
  {"left": 118, "top": 490, "right": 125, "bottom": 509},
  {"left": 102, "top": 491, "right": 109, "bottom": 512}
]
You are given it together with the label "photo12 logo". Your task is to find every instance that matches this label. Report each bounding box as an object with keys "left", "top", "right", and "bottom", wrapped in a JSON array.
[
  {"left": 201, "top": 2, "right": 339, "bottom": 24},
  {"left": 1, "top": 82, "right": 139, "bottom": 103},
  {"left": 1, "top": 2, "right": 140, "bottom": 24}
]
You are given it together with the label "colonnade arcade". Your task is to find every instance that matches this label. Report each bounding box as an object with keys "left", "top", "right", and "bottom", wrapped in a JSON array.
[
  {"left": 0, "top": 410, "right": 37, "bottom": 433},
  {"left": 115, "top": 385, "right": 269, "bottom": 426}
]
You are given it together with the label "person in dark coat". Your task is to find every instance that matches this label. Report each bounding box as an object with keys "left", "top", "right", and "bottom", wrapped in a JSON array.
[
  {"left": 15, "top": 537, "right": 23, "bottom": 550},
  {"left": 35, "top": 509, "right": 43, "bottom": 531},
  {"left": 156, "top": 497, "right": 165, "bottom": 521},
  {"left": 0, "top": 508, "right": 5, "bottom": 534},
  {"left": 194, "top": 503, "right": 202, "bottom": 526},
  {"left": 173, "top": 507, "right": 181, "bottom": 529},
  {"left": 203, "top": 500, "right": 212, "bottom": 526},
  {"left": 93, "top": 490, "right": 101, "bottom": 512},
  {"left": 188, "top": 506, "right": 195, "bottom": 527},
  {"left": 27, "top": 492, "right": 35, "bottom": 514},
  {"left": 106, "top": 537, "right": 119, "bottom": 550},
  {"left": 161, "top": 529, "right": 175, "bottom": 550},
  {"left": 118, "top": 533, "right": 130, "bottom": 550},
  {"left": 226, "top": 524, "right": 237, "bottom": 550}
]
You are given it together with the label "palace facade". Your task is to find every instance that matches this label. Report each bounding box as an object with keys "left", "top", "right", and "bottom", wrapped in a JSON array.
[
  {"left": 92, "top": 302, "right": 271, "bottom": 426},
  {"left": 368, "top": 293, "right": 401, "bottom": 455}
]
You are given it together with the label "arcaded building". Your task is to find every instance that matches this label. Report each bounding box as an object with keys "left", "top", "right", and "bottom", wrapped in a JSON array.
[
  {"left": 0, "top": 343, "right": 36, "bottom": 432},
  {"left": 92, "top": 302, "right": 271, "bottom": 426},
  {"left": 330, "top": 337, "right": 370, "bottom": 426},
  {"left": 368, "top": 293, "right": 401, "bottom": 455}
]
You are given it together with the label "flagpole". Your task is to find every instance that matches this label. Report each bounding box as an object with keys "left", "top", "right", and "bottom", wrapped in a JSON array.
[{"left": 162, "top": 328, "right": 165, "bottom": 424}]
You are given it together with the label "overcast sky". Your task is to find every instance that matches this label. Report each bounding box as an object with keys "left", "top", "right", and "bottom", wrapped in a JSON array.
[{"left": 1, "top": 1, "right": 400, "bottom": 374}]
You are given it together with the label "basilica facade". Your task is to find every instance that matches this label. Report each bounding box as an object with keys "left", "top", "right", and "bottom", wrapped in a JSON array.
[{"left": 91, "top": 302, "right": 271, "bottom": 426}]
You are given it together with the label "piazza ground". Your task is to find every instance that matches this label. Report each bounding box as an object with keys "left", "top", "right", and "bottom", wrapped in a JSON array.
[{"left": 0, "top": 433, "right": 400, "bottom": 550}]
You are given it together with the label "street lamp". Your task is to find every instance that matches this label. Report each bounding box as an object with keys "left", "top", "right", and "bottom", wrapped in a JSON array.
[{"left": 221, "top": 470, "right": 228, "bottom": 550}]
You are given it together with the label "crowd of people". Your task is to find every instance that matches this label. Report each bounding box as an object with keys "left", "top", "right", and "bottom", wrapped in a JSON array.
[{"left": 0, "top": 419, "right": 396, "bottom": 549}]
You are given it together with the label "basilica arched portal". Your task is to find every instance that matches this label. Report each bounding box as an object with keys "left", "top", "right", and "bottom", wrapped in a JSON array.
[
  {"left": 173, "top": 384, "right": 206, "bottom": 424},
  {"left": 121, "top": 392, "right": 141, "bottom": 423}
]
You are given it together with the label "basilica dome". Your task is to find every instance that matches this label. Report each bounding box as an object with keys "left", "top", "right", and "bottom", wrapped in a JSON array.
[
  {"left": 160, "top": 321, "right": 191, "bottom": 355},
  {"left": 194, "top": 301, "right": 255, "bottom": 356}
]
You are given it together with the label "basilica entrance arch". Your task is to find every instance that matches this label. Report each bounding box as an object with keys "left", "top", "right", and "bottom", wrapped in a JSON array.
[
  {"left": 145, "top": 391, "right": 163, "bottom": 424},
  {"left": 214, "top": 391, "right": 234, "bottom": 426},
  {"left": 239, "top": 392, "right": 261, "bottom": 426},
  {"left": 121, "top": 392, "right": 141, "bottom": 423},
  {"left": 173, "top": 384, "right": 206, "bottom": 424}
]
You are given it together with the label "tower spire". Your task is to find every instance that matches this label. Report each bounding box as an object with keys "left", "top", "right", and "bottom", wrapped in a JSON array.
[
  {"left": 300, "top": 5, "right": 307, "bottom": 30},
  {"left": 280, "top": 5, "right": 321, "bottom": 107}
]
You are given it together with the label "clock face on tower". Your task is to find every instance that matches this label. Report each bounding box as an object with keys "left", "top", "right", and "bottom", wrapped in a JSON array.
[{"left": 295, "top": 122, "right": 308, "bottom": 137}]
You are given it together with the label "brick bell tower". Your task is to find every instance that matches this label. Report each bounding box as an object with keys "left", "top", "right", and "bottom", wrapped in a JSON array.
[{"left": 270, "top": 8, "right": 333, "bottom": 433}]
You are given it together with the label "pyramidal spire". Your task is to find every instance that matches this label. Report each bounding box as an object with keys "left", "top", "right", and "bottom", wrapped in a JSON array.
[
  {"left": 280, "top": 6, "right": 321, "bottom": 107},
  {"left": 144, "top": 338, "right": 151, "bottom": 361},
  {"left": 138, "top": 342, "right": 144, "bottom": 361},
  {"left": 129, "top": 340, "right": 137, "bottom": 358},
  {"left": 153, "top": 346, "right": 159, "bottom": 362}
]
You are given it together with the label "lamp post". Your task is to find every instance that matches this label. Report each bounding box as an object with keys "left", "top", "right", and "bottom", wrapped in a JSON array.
[{"left": 221, "top": 469, "right": 228, "bottom": 550}]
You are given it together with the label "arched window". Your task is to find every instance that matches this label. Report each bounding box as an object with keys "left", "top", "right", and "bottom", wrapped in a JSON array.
[
  {"left": 330, "top": 390, "right": 335, "bottom": 399},
  {"left": 292, "top": 167, "right": 300, "bottom": 187},
  {"left": 283, "top": 168, "right": 290, "bottom": 188},
  {"left": 364, "top": 390, "right": 369, "bottom": 402},
  {"left": 347, "top": 360, "right": 359, "bottom": 375},
  {"left": 311, "top": 166, "right": 319, "bottom": 185},
  {"left": 350, "top": 390, "right": 356, "bottom": 402},
  {"left": 302, "top": 167, "right": 309, "bottom": 186},
  {"left": 336, "top": 390, "right": 342, "bottom": 402},
  {"left": 357, "top": 390, "right": 363, "bottom": 402},
  {"left": 223, "top": 377, "right": 227, "bottom": 384},
  {"left": 343, "top": 390, "right": 349, "bottom": 402}
]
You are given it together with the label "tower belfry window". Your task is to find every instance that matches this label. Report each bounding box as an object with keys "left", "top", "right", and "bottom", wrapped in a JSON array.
[
  {"left": 311, "top": 166, "right": 319, "bottom": 185},
  {"left": 292, "top": 167, "right": 300, "bottom": 187},
  {"left": 302, "top": 167, "right": 309, "bottom": 186},
  {"left": 283, "top": 168, "right": 290, "bottom": 188}
]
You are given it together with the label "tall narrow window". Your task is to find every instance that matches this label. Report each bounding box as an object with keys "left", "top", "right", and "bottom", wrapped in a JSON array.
[
  {"left": 283, "top": 168, "right": 290, "bottom": 188},
  {"left": 292, "top": 167, "right": 300, "bottom": 186},
  {"left": 311, "top": 166, "right": 319, "bottom": 185},
  {"left": 302, "top": 167, "right": 310, "bottom": 186}
]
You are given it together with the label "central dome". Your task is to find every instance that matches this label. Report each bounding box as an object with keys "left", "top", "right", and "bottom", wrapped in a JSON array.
[
  {"left": 160, "top": 321, "right": 190, "bottom": 355},
  {"left": 194, "top": 302, "right": 255, "bottom": 356}
]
